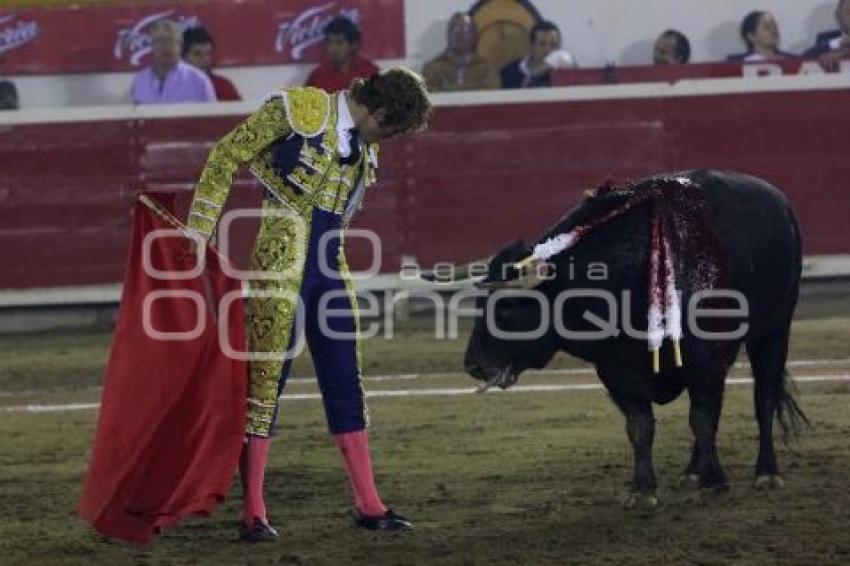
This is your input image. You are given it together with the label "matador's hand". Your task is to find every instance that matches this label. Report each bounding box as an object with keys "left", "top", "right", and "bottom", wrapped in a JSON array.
[{"left": 177, "top": 236, "right": 203, "bottom": 269}]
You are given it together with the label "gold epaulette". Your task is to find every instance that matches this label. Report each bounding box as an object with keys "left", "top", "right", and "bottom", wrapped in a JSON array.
[{"left": 280, "top": 87, "right": 331, "bottom": 138}]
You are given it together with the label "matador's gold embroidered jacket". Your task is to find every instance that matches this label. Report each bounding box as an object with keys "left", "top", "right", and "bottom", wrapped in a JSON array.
[
  {"left": 186, "top": 87, "right": 378, "bottom": 436},
  {"left": 186, "top": 87, "right": 378, "bottom": 239}
]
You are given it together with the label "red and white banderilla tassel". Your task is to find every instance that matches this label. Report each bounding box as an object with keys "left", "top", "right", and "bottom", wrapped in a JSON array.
[
  {"left": 515, "top": 193, "right": 653, "bottom": 270},
  {"left": 663, "top": 229, "right": 683, "bottom": 369},
  {"left": 648, "top": 210, "right": 664, "bottom": 373},
  {"left": 531, "top": 231, "right": 578, "bottom": 262},
  {"left": 648, "top": 201, "right": 684, "bottom": 373}
]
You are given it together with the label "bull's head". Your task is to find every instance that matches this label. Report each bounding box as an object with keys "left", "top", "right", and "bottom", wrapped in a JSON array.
[{"left": 464, "top": 241, "right": 559, "bottom": 391}]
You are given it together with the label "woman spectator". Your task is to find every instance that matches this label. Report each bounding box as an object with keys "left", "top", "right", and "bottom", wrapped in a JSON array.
[
  {"left": 653, "top": 29, "right": 691, "bottom": 65},
  {"left": 727, "top": 11, "right": 795, "bottom": 62}
]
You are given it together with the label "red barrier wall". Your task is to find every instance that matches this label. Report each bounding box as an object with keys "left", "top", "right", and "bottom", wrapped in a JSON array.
[
  {"left": 550, "top": 60, "right": 844, "bottom": 86},
  {"left": 1, "top": 85, "right": 848, "bottom": 289}
]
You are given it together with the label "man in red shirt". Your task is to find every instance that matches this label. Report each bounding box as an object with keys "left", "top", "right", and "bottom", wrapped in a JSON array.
[
  {"left": 183, "top": 26, "right": 241, "bottom": 101},
  {"left": 306, "top": 16, "right": 379, "bottom": 92}
]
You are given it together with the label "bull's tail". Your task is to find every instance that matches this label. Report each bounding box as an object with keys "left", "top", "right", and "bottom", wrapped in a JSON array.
[
  {"left": 776, "top": 207, "right": 807, "bottom": 443},
  {"left": 789, "top": 206, "right": 804, "bottom": 296},
  {"left": 747, "top": 327, "right": 809, "bottom": 444},
  {"left": 775, "top": 370, "right": 810, "bottom": 443}
]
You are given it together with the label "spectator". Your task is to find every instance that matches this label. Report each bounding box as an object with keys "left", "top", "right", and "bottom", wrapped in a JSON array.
[
  {"left": 422, "top": 12, "right": 499, "bottom": 91},
  {"left": 182, "top": 26, "right": 241, "bottom": 101},
  {"left": 653, "top": 29, "right": 691, "bottom": 65},
  {"left": 727, "top": 11, "right": 794, "bottom": 62},
  {"left": 804, "top": 0, "right": 850, "bottom": 71},
  {"left": 0, "top": 80, "right": 19, "bottom": 110},
  {"left": 130, "top": 20, "right": 216, "bottom": 105},
  {"left": 501, "top": 21, "right": 575, "bottom": 89},
  {"left": 306, "top": 16, "right": 379, "bottom": 92}
]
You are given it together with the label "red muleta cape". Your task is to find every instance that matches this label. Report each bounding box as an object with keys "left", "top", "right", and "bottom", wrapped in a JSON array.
[{"left": 79, "top": 197, "right": 247, "bottom": 543}]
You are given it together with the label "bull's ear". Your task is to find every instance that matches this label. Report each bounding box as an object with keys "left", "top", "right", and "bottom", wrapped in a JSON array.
[
  {"left": 498, "top": 239, "right": 525, "bottom": 255},
  {"left": 492, "top": 240, "right": 529, "bottom": 266},
  {"left": 516, "top": 240, "right": 534, "bottom": 260}
]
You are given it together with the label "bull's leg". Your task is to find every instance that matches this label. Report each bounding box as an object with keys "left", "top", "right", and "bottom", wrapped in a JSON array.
[
  {"left": 678, "top": 442, "right": 701, "bottom": 489},
  {"left": 746, "top": 327, "right": 791, "bottom": 489},
  {"left": 609, "top": 391, "right": 658, "bottom": 509},
  {"left": 687, "top": 379, "right": 729, "bottom": 491}
]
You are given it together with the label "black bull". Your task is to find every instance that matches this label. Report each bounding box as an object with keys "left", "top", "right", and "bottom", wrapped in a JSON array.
[{"left": 463, "top": 170, "right": 807, "bottom": 507}]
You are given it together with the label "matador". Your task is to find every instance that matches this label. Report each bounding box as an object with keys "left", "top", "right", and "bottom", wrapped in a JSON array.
[{"left": 186, "top": 68, "right": 431, "bottom": 542}]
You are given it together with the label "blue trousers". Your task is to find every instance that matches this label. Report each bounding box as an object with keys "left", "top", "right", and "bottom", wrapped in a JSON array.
[{"left": 270, "top": 208, "right": 366, "bottom": 435}]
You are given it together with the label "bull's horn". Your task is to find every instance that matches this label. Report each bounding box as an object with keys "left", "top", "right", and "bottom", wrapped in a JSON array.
[
  {"left": 420, "top": 257, "right": 492, "bottom": 282},
  {"left": 513, "top": 255, "right": 537, "bottom": 270},
  {"left": 475, "top": 271, "right": 545, "bottom": 291},
  {"left": 475, "top": 260, "right": 552, "bottom": 290}
]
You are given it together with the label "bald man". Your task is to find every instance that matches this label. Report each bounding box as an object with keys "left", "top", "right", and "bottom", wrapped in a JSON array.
[
  {"left": 422, "top": 12, "right": 499, "bottom": 91},
  {"left": 131, "top": 19, "right": 215, "bottom": 104}
]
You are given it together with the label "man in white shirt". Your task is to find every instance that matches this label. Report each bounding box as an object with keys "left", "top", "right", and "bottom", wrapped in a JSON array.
[
  {"left": 130, "top": 19, "right": 215, "bottom": 104},
  {"left": 804, "top": 0, "right": 850, "bottom": 71},
  {"left": 501, "top": 21, "right": 576, "bottom": 89}
]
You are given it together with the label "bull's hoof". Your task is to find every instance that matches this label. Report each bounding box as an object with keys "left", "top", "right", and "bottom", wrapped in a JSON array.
[
  {"left": 684, "top": 490, "right": 708, "bottom": 507},
  {"left": 678, "top": 474, "right": 701, "bottom": 490},
  {"left": 620, "top": 491, "right": 659, "bottom": 511},
  {"left": 681, "top": 484, "right": 727, "bottom": 507},
  {"left": 754, "top": 475, "right": 785, "bottom": 490},
  {"left": 701, "top": 481, "right": 730, "bottom": 494}
]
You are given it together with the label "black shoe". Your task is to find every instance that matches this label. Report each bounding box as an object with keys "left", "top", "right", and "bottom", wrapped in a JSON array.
[
  {"left": 239, "top": 518, "right": 279, "bottom": 543},
  {"left": 354, "top": 509, "right": 413, "bottom": 531}
]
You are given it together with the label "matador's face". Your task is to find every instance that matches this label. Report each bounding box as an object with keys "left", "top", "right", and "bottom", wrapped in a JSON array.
[{"left": 357, "top": 109, "right": 402, "bottom": 144}]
